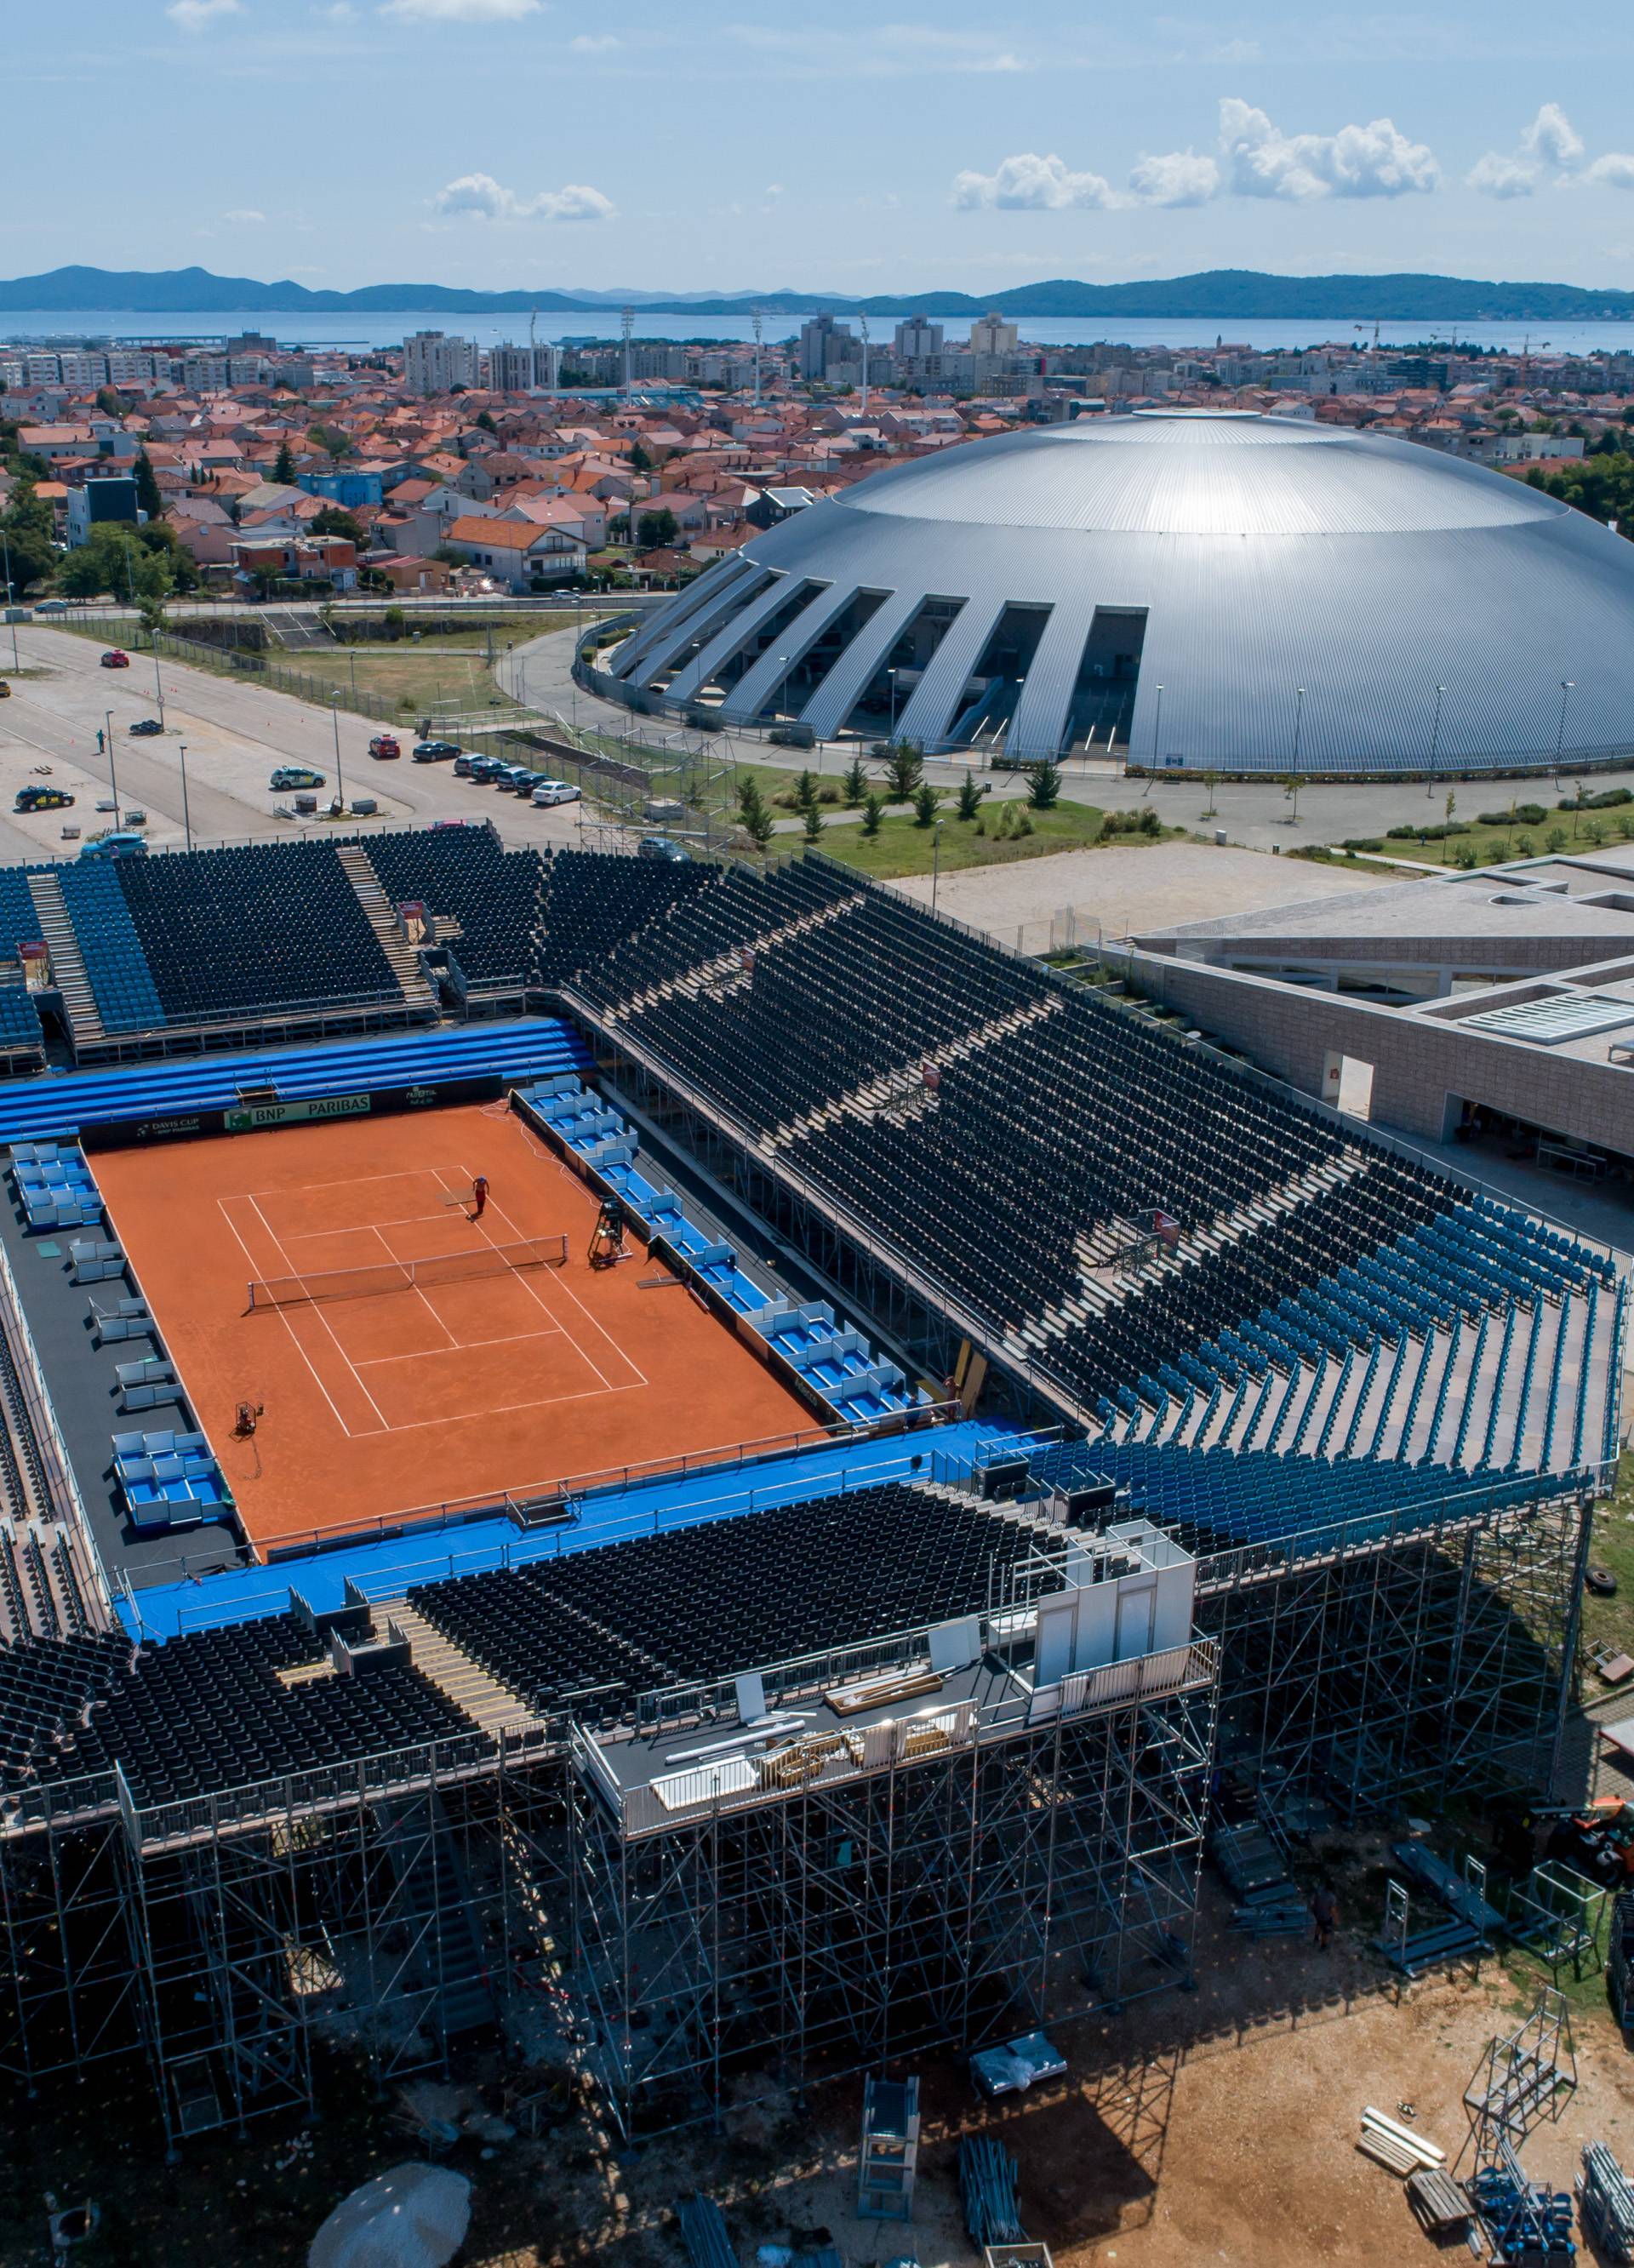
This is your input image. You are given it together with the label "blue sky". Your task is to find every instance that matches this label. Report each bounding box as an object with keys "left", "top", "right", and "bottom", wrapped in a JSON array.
[{"left": 9, "top": 0, "right": 1634, "bottom": 291}]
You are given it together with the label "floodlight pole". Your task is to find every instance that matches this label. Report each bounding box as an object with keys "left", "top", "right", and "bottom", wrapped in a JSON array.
[
  {"left": 179, "top": 743, "right": 192, "bottom": 852},
  {"left": 1427, "top": 683, "right": 1445, "bottom": 797},
  {"left": 331, "top": 692, "right": 347, "bottom": 813},
  {"left": 932, "top": 819, "right": 944, "bottom": 912},
  {"left": 1556, "top": 679, "right": 1574, "bottom": 768},
  {"left": 105, "top": 707, "right": 120, "bottom": 820},
  {"left": 1149, "top": 683, "right": 1164, "bottom": 776}
]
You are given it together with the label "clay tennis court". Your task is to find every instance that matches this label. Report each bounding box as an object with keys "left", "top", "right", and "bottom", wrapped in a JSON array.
[{"left": 93, "top": 1101, "right": 812, "bottom": 1553}]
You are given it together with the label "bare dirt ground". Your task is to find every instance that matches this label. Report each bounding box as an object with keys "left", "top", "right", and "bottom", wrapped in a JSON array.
[
  {"left": 888, "top": 841, "right": 1387, "bottom": 954},
  {"left": 9, "top": 1842, "right": 1634, "bottom": 2268}
]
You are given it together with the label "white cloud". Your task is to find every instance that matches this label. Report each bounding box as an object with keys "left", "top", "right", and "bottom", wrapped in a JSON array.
[
  {"left": 951, "top": 152, "right": 1119, "bottom": 211},
  {"left": 1466, "top": 150, "right": 1538, "bottom": 197},
  {"left": 223, "top": 207, "right": 266, "bottom": 222},
  {"left": 431, "top": 171, "right": 614, "bottom": 221},
  {"left": 1523, "top": 101, "right": 1585, "bottom": 169},
  {"left": 1588, "top": 151, "right": 1634, "bottom": 188},
  {"left": 1128, "top": 148, "right": 1220, "bottom": 207},
  {"left": 167, "top": 0, "right": 243, "bottom": 27},
  {"left": 569, "top": 31, "right": 617, "bottom": 51},
  {"left": 1219, "top": 98, "right": 1438, "bottom": 199},
  {"left": 382, "top": 0, "right": 538, "bottom": 20}
]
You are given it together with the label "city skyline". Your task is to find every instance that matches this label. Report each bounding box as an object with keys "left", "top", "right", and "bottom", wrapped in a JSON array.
[{"left": 10, "top": 1, "right": 1634, "bottom": 291}]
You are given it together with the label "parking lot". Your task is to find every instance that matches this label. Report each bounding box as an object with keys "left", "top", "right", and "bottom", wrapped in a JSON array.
[{"left": 0, "top": 624, "right": 602, "bottom": 863}]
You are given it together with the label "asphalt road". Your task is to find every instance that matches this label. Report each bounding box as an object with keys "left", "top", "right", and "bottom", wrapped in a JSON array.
[
  {"left": 0, "top": 625, "right": 606, "bottom": 863},
  {"left": 511, "top": 625, "right": 1634, "bottom": 856}
]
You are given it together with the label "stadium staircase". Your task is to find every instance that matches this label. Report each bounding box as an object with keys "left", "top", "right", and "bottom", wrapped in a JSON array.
[
  {"left": 773, "top": 991, "right": 1067, "bottom": 1148},
  {"left": 26, "top": 872, "right": 102, "bottom": 1044},
  {"left": 604, "top": 889, "right": 868, "bottom": 1020},
  {"left": 335, "top": 846, "right": 440, "bottom": 1014},
  {"left": 371, "top": 1597, "right": 547, "bottom": 1737}
]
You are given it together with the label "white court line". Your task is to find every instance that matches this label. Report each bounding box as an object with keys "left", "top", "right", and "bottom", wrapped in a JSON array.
[
  {"left": 431, "top": 1164, "right": 617, "bottom": 1392},
  {"left": 216, "top": 1196, "right": 358, "bottom": 1442},
  {"left": 341, "top": 1377, "right": 643, "bottom": 1434},
  {"left": 246, "top": 1192, "right": 391, "bottom": 1433},
  {"left": 363, "top": 1220, "right": 457, "bottom": 1352},
  {"left": 356, "top": 1323, "right": 569, "bottom": 1365},
  {"left": 446, "top": 1164, "right": 650, "bottom": 1392}
]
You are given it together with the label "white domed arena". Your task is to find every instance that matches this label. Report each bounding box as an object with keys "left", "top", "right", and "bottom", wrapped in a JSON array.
[{"left": 591, "top": 410, "right": 1634, "bottom": 778}]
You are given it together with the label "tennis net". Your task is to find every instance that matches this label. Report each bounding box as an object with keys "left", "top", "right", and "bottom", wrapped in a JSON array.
[{"left": 247, "top": 1235, "right": 568, "bottom": 1311}]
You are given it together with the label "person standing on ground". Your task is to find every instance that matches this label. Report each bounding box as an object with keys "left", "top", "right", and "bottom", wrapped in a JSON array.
[
  {"left": 471, "top": 1174, "right": 489, "bottom": 1221},
  {"left": 1311, "top": 1880, "right": 1339, "bottom": 1951}
]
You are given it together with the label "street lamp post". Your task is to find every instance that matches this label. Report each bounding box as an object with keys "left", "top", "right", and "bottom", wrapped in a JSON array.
[
  {"left": 932, "top": 818, "right": 944, "bottom": 912},
  {"left": 1556, "top": 679, "right": 1575, "bottom": 770},
  {"left": 178, "top": 743, "right": 192, "bottom": 853},
  {"left": 1426, "top": 683, "right": 1445, "bottom": 798},
  {"left": 330, "top": 694, "right": 347, "bottom": 814},
  {"left": 151, "top": 631, "right": 164, "bottom": 732},
  {"left": 1150, "top": 683, "right": 1164, "bottom": 774},
  {"left": 888, "top": 668, "right": 900, "bottom": 736},
  {"left": 1292, "top": 685, "right": 1305, "bottom": 770},
  {"left": 104, "top": 708, "right": 120, "bottom": 820}
]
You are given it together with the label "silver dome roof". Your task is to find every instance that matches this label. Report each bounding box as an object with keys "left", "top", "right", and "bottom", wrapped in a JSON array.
[{"left": 608, "top": 411, "right": 1634, "bottom": 774}]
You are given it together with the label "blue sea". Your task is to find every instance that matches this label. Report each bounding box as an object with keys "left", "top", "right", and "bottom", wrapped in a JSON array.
[{"left": 3, "top": 308, "right": 1631, "bottom": 357}]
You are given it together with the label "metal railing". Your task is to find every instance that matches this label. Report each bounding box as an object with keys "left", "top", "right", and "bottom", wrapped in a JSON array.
[{"left": 0, "top": 1226, "right": 117, "bottom": 1622}]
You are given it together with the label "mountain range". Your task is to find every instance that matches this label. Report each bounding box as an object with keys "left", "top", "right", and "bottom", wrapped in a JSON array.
[{"left": 3, "top": 265, "right": 1634, "bottom": 323}]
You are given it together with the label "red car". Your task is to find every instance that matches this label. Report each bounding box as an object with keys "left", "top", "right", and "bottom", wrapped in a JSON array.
[
  {"left": 369, "top": 734, "right": 402, "bottom": 761},
  {"left": 100, "top": 649, "right": 130, "bottom": 669}
]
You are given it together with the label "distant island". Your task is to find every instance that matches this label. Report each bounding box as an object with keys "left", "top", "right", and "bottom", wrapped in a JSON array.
[{"left": 3, "top": 264, "right": 1634, "bottom": 324}]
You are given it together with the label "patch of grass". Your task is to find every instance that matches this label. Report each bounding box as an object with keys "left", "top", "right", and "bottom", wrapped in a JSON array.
[
  {"left": 1582, "top": 1452, "right": 1634, "bottom": 1674},
  {"left": 273, "top": 643, "right": 541, "bottom": 725},
  {"left": 813, "top": 800, "right": 1149, "bottom": 879}
]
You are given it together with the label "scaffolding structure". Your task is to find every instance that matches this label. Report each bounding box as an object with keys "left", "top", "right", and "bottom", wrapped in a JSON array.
[
  {"left": 0, "top": 1735, "right": 567, "bottom": 2157},
  {"left": 561, "top": 1643, "right": 1219, "bottom": 2136},
  {"left": 1195, "top": 1487, "right": 1594, "bottom": 1808}
]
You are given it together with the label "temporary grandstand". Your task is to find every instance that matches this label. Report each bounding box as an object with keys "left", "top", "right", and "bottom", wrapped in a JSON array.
[{"left": 0, "top": 827, "right": 1622, "bottom": 2148}]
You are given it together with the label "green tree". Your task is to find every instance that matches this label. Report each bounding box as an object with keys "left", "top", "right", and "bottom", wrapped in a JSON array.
[
  {"left": 475, "top": 409, "right": 498, "bottom": 434},
  {"left": 1545, "top": 826, "right": 1567, "bottom": 853},
  {"left": 0, "top": 477, "right": 55, "bottom": 595},
  {"left": 737, "top": 778, "right": 775, "bottom": 848},
  {"left": 843, "top": 754, "right": 869, "bottom": 807},
  {"left": 803, "top": 802, "right": 823, "bottom": 843},
  {"left": 637, "top": 507, "right": 678, "bottom": 550},
  {"left": 629, "top": 438, "right": 653, "bottom": 472},
  {"left": 383, "top": 605, "right": 407, "bottom": 640},
  {"left": 860, "top": 792, "right": 883, "bottom": 837},
  {"left": 273, "top": 438, "right": 296, "bottom": 484},
  {"left": 793, "top": 768, "right": 820, "bottom": 817},
  {"left": 913, "top": 783, "right": 939, "bottom": 826},
  {"left": 1026, "top": 759, "right": 1062, "bottom": 811},
  {"left": 94, "top": 386, "right": 123, "bottom": 419},
  {"left": 883, "top": 741, "right": 923, "bottom": 800},
  {"left": 307, "top": 423, "right": 351, "bottom": 462},
  {"left": 133, "top": 448, "right": 163, "bottom": 522},
  {"left": 310, "top": 505, "right": 366, "bottom": 548},
  {"left": 956, "top": 769, "right": 983, "bottom": 820},
  {"left": 1201, "top": 768, "right": 1220, "bottom": 819},
  {"left": 1443, "top": 790, "right": 1457, "bottom": 827}
]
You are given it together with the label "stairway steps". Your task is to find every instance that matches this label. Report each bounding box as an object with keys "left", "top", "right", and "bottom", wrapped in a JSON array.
[
  {"left": 26, "top": 873, "right": 105, "bottom": 1043},
  {"left": 336, "top": 845, "right": 440, "bottom": 1012}
]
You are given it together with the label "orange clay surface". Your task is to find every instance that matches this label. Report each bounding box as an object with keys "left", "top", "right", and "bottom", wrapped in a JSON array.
[{"left": 93, "top": 1101, "right": 813, "bottom": 1552}]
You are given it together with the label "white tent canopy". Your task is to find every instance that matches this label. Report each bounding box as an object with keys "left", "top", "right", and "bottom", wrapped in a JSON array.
[{"left": 308, "top": 2164, "right": 471, "bottom": 2268}]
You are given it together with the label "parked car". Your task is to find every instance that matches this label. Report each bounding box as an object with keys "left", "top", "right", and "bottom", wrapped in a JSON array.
[
  {"left": 270, "top": 765, "right": 325, "bottom": 791},
  {"left": 99, "top": 649, "right": 129, "bottom": 669},
  {"left": 506, "top": 770, "right": 544, "bottom": 796},
  {"left": 411, "top": 739, "right": 459, "bottom": 763},
  {"left": 452, "top": 752, "right": 479, "bottom": 777},
  {"left": 431, "top": 817, "right": 477, "bottom": 830},
  {"left": 14, "top": 786, "right": 73, "bottom": 813},
  {"left": 80, "top": 831, "right": 147, "bottom": 860},
  {"left": 637, "top": 836, "right": 692, "bottom": 863},
  {"left": 34, "top": 598, "right": 70, "bottom": 615},
  {"left": 369, "top": 734, "right": 402, "bottom": 761},
  {"left": 0, "top": 679, "right": 9, "bottom": 698},
  {"left": 532, "top": 779, "right": 582, "bottom": 808},
  {"left": 466, "top": 755, "right": 507, "bottom": 782},
  {"left": 128, "top": 717, "right": 163, "bottom": 736}
]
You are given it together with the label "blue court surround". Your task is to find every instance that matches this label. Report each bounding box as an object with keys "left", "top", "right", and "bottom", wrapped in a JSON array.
[
  {"left": 0, "top": 1019, "right": 591, "bottom": 1144},
  {"left": 117, "top": 1417, "right": 1019, "bottom": 1641}
]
